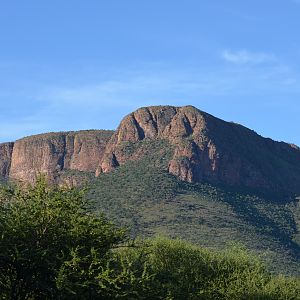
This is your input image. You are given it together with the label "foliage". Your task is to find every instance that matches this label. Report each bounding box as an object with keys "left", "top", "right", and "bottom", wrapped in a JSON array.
[
  {"left": 0, "top": 177, "right": 125, "bottom": 299},
  {"left": 105, "top": 237, "right": 300, "bottom": 299},
  {"left": 0, "top": 178, "right": 299, "bottom": 299}
]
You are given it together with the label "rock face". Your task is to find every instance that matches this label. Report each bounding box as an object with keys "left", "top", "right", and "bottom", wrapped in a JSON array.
[
  {"left": 1, "top": 105, "right": 300, "bottom": 194},
  {"left": 9, "top": 130, "right": 113, "bottom": 183},
  {"left": 96, "top": 105, "right": 300, "bottom": 194},
  {"left": 0, "top": 142, "right": 14, "bottom": 178}
]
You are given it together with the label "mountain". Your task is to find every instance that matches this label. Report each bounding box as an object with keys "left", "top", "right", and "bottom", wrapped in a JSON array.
[
  {"left": 88, "top": 136, "right": 300, "bottom": 276},
  {"left": 1, "top": 105, "right": 300, "bottom": 195},
  {"left": 1, "top": 105, "right": 300, "bottom": 275},
  {"left": 96, "top": 105, "right": 300, "bottom": 195}
]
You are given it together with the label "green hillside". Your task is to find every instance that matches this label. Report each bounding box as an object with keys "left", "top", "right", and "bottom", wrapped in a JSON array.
[
  {"left": 85, "top": 139, "right": 300, "bottom": 276},
  {"left": 2, "top": 138, "right": 299, "bottom": 276}
]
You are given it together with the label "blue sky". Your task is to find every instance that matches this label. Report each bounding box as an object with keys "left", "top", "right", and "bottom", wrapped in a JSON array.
[{"left": 0, "top": 0, "right": 299, "bottom": 145}]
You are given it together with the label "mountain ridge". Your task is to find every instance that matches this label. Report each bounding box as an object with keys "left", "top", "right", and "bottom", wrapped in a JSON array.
[
  {"left": 97, "top": 105, "right": 300, "bottom": 195},
  {"left": 1, "top": 105, "right": 300, "bottom": 195}
]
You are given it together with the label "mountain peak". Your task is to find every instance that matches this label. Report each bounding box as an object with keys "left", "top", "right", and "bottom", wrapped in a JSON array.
[
  {"left": 96, "top": 105, "right": 300, "bottom": 194},
  {"left": 1, "top": 105, "right": 300, "bottom": 195}
]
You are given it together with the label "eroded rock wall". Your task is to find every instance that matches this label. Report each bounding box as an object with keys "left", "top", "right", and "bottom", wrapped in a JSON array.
[
  {"left": 0, "top": 142, "right": 14, "bottom": 178},
  {"left": 96, "top": 105, "right": 300, "bottom": 194},
  {"left": 9, "top": 130, "right": 113, "bottom": 183}
]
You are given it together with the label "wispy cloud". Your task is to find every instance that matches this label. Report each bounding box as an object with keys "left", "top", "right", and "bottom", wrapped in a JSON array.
[
  {"left": 221, "top": 50, "right": 276, "bottom": 64},
  {"left": 224, "top": 9, "right": 261, "bottom": 22},
  {"left": 40, "top": 61, "right": 300, "bottom": 107},
  {"left": 1, "top": 59, "right": 300, "bottom": 143}
]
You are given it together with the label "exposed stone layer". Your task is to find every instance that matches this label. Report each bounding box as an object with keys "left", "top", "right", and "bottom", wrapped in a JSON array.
[
  {"left": 96, "top": 105, "right": 300, "bottom": 194},
  {"left": 0, "top": 142, "right": 14, "bottom": 178},
  {"left": 9, "top": 130, "right": 113, "bottom": 183}
]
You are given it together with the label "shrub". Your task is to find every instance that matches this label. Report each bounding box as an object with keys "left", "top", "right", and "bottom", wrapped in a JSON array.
[
  {"left": 0, "top": 177, "right": 124, "bottom": 299},
  {"left": 109, "top": 237, "right": 300, "bottom": 299}
]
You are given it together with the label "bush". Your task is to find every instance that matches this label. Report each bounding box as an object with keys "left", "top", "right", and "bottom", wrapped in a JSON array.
[
  {"left": 0, "top": 177, "right": 125, "bottom": 299},
  {"left": 109, "top": 237, "right": 300, "bottom": 299}
]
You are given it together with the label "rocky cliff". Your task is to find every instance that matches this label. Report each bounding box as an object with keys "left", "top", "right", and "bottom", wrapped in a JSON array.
[
  {"left": 7, "top": 130, "right": 113, "bottom": 183},
  {"left": 0, "top": 142, "right": 14, "bottom": 178},
  {"left": 96, "top": 105, "right": 300, "bottom": 194},
  {"left": 1, "top": 105, "right": 300, "bottom": 194}
]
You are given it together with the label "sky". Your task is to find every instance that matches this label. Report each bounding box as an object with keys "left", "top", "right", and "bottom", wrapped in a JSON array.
[{"left": 0, "top": 0, "right": 299, "bottom": 145}]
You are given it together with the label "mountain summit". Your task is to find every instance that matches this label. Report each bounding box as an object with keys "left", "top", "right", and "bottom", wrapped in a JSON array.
[
  {"left": 1, "top": 105, "right": 300, "bottom": 194},
  {"left": 96, "top": 105, "right": 300, "bottom": 195}
]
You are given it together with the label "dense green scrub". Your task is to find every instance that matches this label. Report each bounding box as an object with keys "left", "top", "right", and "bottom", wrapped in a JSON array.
[
  {"left": 0, "top": 180, "right": 299, "bottom": 299},
  {"left": 107, "top": 237, "right": 300, "bottom": 300},
  {"left": 87, "top": 140, "right": 300, "bottom": 276}
]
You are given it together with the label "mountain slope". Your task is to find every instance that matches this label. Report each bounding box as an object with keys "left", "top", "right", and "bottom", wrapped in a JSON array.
[
  {"left": 88, "top": 139, "right": 300, "bottom": 276},
  {"left": 97, "top": 105, "right": 300, "bottom": 195}
]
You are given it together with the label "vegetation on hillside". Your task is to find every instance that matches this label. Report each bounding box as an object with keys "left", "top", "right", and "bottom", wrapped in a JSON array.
[
  {"left": 87, "top": 140, "right": 300, "bottom": 276},
  {"left": 0, "top": 179, "right": 299, "bottom": 299}
]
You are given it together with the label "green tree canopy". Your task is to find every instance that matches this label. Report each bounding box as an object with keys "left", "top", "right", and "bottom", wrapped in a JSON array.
[
  {"left": 0, "top": 178, "right": 125, "bottom": 299},
  {"left": 0, "top": 178, "right": 299, "bottom": 299}
]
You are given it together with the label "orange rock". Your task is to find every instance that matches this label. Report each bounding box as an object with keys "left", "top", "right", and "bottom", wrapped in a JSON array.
[{"left": 9, "top": 130, "right": 113, "bottom": 184}]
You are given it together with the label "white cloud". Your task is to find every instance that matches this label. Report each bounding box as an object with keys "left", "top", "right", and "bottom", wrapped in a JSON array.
[
  {"left": 41, "top": 61, "right": 299, "bottom": 109},
  {"left": 221, "top": 50, "right": 276, "bottom": 64},
  {"left": 37, "top": 70, "right": 236, "bottom": 109}
]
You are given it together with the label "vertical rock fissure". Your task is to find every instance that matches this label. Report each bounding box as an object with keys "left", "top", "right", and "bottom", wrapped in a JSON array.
[
  {"left": 182, "top": 114, "right": 194, "bottom": 136},
  {"left": 132, "top": 114, "right": 145, "bottom": 140},
  {"left": 59, "top": 134, "right": 67, "bottom": 171},
  {"left": 7, "top": 143, "right": 14, "bottom": 178}
]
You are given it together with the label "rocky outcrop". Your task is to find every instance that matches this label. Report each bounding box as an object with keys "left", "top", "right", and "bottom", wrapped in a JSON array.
[
  {"left": 1, "top": 105, "right": 300, "bottom": 194},
  {"left": 96, "top": 105, "right": 300, "bottom": 194},
  {"left": 0, "top": 142, "right": 14, "bottom": 178},
  {"left": 9, "top": 130, "right": 113, "bottom": 183}
]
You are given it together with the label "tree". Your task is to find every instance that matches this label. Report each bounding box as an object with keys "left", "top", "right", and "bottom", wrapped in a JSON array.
[
  {"left": 0, "top": 177, "right": 125, "bottom": 299},
  {"left": 0, "top": 178, "right": 299, "bottom": 299}
]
